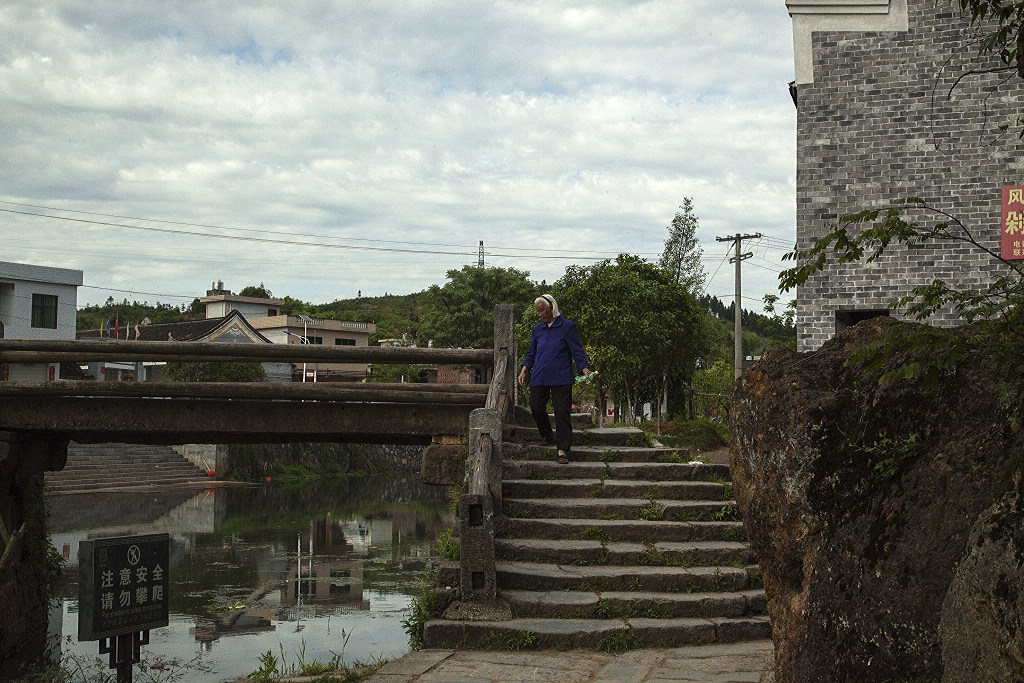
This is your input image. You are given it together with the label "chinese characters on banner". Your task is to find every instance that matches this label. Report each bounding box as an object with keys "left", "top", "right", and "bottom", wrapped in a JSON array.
[
  {"left": 78, "top": 533, "right": 170, "bottom": 641},
  {"left": 1002, "top": 185, "right": 1024, "bottom": 259}
]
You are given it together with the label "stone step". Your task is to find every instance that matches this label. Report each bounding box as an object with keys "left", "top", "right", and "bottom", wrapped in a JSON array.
[
  {"left": 497, "top": 518, "right": 746, "bottom": 544},
  {"left": 502, "top": 479, "right": 729, "bottom": 501},
  {"left": 494, "top": 539, "right": 754, "bottom": 567},
  {"left": 502, "top": 588, "right": 767, "bottom": 620},
  {"left": 512, "top": 426, "right": 648, "bottom": 448},
  {"left": 511, "top": 407, "right": 595, "bottom": 429},
  {"left": 45, "top": 473, "right": 210, "bottom": 493},
  {"left": 423, "top": 615, "right": 771, "bottom": 649},
  {"left": 503, "top": 459, "right": 730, "bottom": 482},
  {"left": 504, "top": 497, "right": 739, "bottom": 523},
  {"left": 46, "top": 470, "right": 208, "bottom": 486},
  {"left": 505, "top": 444, "right": 694, "bottom": 464},
  {"left": 495, "top": 560, "right": 756, "bottom": 593},
  {"left": 53, "top": 461, "right": 204, "bottom": 472}
]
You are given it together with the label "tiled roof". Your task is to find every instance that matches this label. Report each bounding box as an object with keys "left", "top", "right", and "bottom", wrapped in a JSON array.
[{"left": 76, "top": 310, "right": 273, "bottom": 343}]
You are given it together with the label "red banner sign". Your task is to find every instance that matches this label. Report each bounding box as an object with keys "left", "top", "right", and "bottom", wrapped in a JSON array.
[{"left": 1002, "top": 185, "right": 1024, "bottom": 259}]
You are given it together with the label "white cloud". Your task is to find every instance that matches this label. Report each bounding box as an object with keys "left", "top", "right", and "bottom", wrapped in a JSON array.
[{"left": 0, "top": 0, "right": 796, "bottom": 310}]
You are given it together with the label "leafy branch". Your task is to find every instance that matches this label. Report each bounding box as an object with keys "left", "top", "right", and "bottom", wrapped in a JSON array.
[{"left": 780, "top": 197, "right": 1024, "bottom": 335}]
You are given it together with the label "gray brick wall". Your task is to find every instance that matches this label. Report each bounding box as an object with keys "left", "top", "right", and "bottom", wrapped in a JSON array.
[{"left": 794, "top": 2, "right": 1024, "bottom": 350}]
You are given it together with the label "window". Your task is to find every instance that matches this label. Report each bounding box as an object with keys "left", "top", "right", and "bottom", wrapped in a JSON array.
[
  {"left": 835, "top": 309, "right": 889, "bottom": 335},
  {"left": 307, "top": 336, "right": 323, "bottom": 345},
  {"left": 267, "top": 308, "right": 278, "bottom": 316},
  {"left": 335, "top": 338, "right": 356, "bottom": 346},
  {"left": 31, "top": 294, "right": 58, "bottom": 329}
]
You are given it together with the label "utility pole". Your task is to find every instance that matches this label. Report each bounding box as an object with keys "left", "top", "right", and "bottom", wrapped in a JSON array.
[
  {"left": 715, "top": 233, "right": 761, "bottom": 379},
  {"left": 478, "top": 241, "right": 485, "bottom": 268}
]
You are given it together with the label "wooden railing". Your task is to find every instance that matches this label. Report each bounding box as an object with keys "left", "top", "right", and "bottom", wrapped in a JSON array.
[
  {"left": 1, "top": 306, "right": 519, "bottom": 608},
  {"left": 458, "top": 304, "right": 515, "bottom": 605}
]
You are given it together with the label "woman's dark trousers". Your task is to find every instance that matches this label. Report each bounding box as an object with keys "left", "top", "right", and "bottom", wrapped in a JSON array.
[{"left": 529, "top": 384, "right": 573, "bottom": 452}]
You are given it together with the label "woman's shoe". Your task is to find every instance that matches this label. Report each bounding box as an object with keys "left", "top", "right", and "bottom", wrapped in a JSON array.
[{"left": 557, "top": 450, "right": 569, "bottom": 464}]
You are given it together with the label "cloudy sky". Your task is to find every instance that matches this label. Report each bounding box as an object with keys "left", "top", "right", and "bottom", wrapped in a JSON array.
[{"left": 1, "top": 1, "right": 797, "bottom": 312}]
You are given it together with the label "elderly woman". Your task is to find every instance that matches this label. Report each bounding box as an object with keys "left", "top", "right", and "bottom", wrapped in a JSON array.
[{"left": 518, "top": 294, "right": 591, "bottom": 464}]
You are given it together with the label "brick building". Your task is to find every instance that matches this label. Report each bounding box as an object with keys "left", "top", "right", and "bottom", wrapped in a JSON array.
[{"left": 786, "top": 0, "right": 1024, "bottom": 350}]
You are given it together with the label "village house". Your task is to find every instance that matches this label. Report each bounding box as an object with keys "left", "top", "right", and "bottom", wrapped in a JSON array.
[
  {"left": 785, "top": 0, "right": 1024, "bottom": 350},
  {"left": 0, "top": 259, "right": 82, "bottom": 382}
]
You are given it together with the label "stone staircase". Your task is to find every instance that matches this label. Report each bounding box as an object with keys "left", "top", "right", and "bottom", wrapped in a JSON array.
[
  {"left": 45, "top": 443, "right": 212, "bottom": 495},
  {"left": 424, "top": 413, "right": 770, "bottom": 650}
]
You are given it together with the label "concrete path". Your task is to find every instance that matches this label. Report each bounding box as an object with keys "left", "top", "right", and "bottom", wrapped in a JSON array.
[{"left": 364, "top": 641, "right": 774, "bottom": 683}]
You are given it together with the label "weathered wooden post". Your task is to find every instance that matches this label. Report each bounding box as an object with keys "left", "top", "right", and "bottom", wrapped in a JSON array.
[{"left": 456, "top": 305, "right": 514, "bottom": 605}]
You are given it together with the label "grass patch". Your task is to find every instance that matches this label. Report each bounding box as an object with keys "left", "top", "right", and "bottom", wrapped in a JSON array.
[
  {"left": 480, "top": 629, "right": 541, "bottom": 651},
  {"left": 572, "top": 526, "right": 611, "bottom": 543},
  {"left": 712, "top": 504, "right": 739, "bottom": 522},
  {"left": 436, "top": 528, "right": 460, "bottom": 561},
  {"left": 645, "top": 418, "right": 727, "bottom": 452},
  {"left": 597, "top": 628, "right": 643, "bottom": 654},
  {"left": 402, "top": 568, "right": 448, "bottom": 650}
]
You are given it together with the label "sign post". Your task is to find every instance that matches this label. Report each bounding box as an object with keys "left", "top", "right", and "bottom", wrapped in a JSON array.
[{"left": 79, "top": 534, "right": 170, "bottom": 683}]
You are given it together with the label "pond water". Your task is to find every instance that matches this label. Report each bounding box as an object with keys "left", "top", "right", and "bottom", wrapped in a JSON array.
[{"left": 47, "top": 476, "right": 451, "bottom": 682}]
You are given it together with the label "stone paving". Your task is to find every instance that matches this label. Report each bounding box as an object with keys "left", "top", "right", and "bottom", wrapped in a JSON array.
[{"left": 363, "top": 641, "right": 774, "bottom": 683}]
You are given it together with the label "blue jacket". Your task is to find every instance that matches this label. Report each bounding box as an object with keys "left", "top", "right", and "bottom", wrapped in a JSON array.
[{"left": 522, "top": 316, "right": 589, "bottom": 386}]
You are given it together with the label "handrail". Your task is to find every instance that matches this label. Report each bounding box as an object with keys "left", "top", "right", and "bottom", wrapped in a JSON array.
[
  {"left": 484, "top": 353, "right": 508, "bottom": 411},
  {"left": 0, "top": 339, "right": 492, "bottom": 365},
  {"left": 457, "top": 304, "right": 515, "bottom": 606},
  {"left": 0, "top": 380, "right": 488, "bottom": 404}
]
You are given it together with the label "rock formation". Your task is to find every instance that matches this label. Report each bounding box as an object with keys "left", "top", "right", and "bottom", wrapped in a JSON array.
[{"left": 731, "top": 317, "right": 1024, "bottom": 681}]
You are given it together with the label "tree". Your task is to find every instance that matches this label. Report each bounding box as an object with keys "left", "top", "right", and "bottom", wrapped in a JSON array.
[
  {"left": 238, "top": 283, "right": 274, "bottom": 298},
  {"left": 555, "top": 254, "right": 708, "bottom": 427},
  {"left": 420, "top": 266, "right": 538, "bottom": 349},
  {"left": 659, "top": 198, "right": 706, "bottom": 294},
  {"left": 957, "top": 0, "right": 1024, "bottom": 80}
]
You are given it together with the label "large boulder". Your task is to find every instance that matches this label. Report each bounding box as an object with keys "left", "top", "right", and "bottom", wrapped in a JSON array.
[
  {"left": 730, "top": 317, "right": 1023, "bottom": 681},
  {"left": 939, "top": 472, "right": 1024, "bottom": 680}
]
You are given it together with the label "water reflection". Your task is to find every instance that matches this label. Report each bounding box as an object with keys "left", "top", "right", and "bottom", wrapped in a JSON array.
[{"left": 49, "top": 477, "right": 450, "bottom": 682}]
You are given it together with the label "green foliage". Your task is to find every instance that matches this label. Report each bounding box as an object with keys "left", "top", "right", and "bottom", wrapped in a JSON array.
[
  {"left": 780, "top": 198, "right": 1024, "bottom": 424},
  {"left": 421, "top": 266, "right": 538, "bottom": 348},
  {"left": 402, "top": 568, "right": 444, "bottom": 650},
  {"left": 238, "top": 283, "right": 274, "bottom": 299},
  {"left": 76, "top": 298, "right": 199, "bottom": 331},
  {"left": 164, "top": 360, "right": 266, "bottom": 383},
  {"left": 781, "top": 198, "right": 1022, "bottom": 324},
  {"left": 555, "top": 254, "right": 710, "bottom": 424},
  {"left": 853, "top": 432, "right": 921, "bottom": 479},
  {"left": 225, "top": 443, "right": 386, "bottom": 481},
  {"left": 643, "top": 418, "right": 727, "bottom": 452},
  {"left": 436, "top": 528, "right": 460, "bottom": 561},
  {"left": 691, "top": 359, "right": 734, "bottom": 423},
  {"left": 659, "top": 197, "right": 706, "bottom": 293},
  {"left": 479, "top": 629, "right": 540, "bottom": 650},
  {"left": 712, "top": 504, "right": 739, "bottom": 521},
  {"left": 597, "top": 628, "right": 643, "bottom": 654},
  {"left": 252, "top": 650, "right": 279, "bottom": 681},
  {"left": 956, "top": 0, "right": 1024, "bottom": 81}
]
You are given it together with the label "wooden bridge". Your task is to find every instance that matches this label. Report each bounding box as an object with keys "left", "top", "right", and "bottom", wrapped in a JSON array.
[{"left": 0, "top": 306, "right": 516, "bottom": 472}]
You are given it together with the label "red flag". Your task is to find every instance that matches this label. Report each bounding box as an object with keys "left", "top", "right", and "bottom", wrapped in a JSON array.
[{"left": 115, "top": 314, "right": 119, "bottom": 340}]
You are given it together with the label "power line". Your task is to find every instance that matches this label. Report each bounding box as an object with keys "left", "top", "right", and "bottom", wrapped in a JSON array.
[
  {"left": 0, "top": 200, "right": 662, "bottom": 258},
  {"left": 78, "top": 284, "right": 196, "bottom": 300}
]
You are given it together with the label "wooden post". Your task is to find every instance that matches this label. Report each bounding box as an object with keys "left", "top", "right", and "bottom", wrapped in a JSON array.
[
  {"left": 493, "top": 304, "right": 515, "bottom": 423},
  {"left": 459, "top": 407, "right": 502, "bottom": 602}
]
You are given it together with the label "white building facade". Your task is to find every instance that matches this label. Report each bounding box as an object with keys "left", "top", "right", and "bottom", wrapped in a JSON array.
[{"left": 0, "top": 260, "right": 83, "bottom": 381}]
